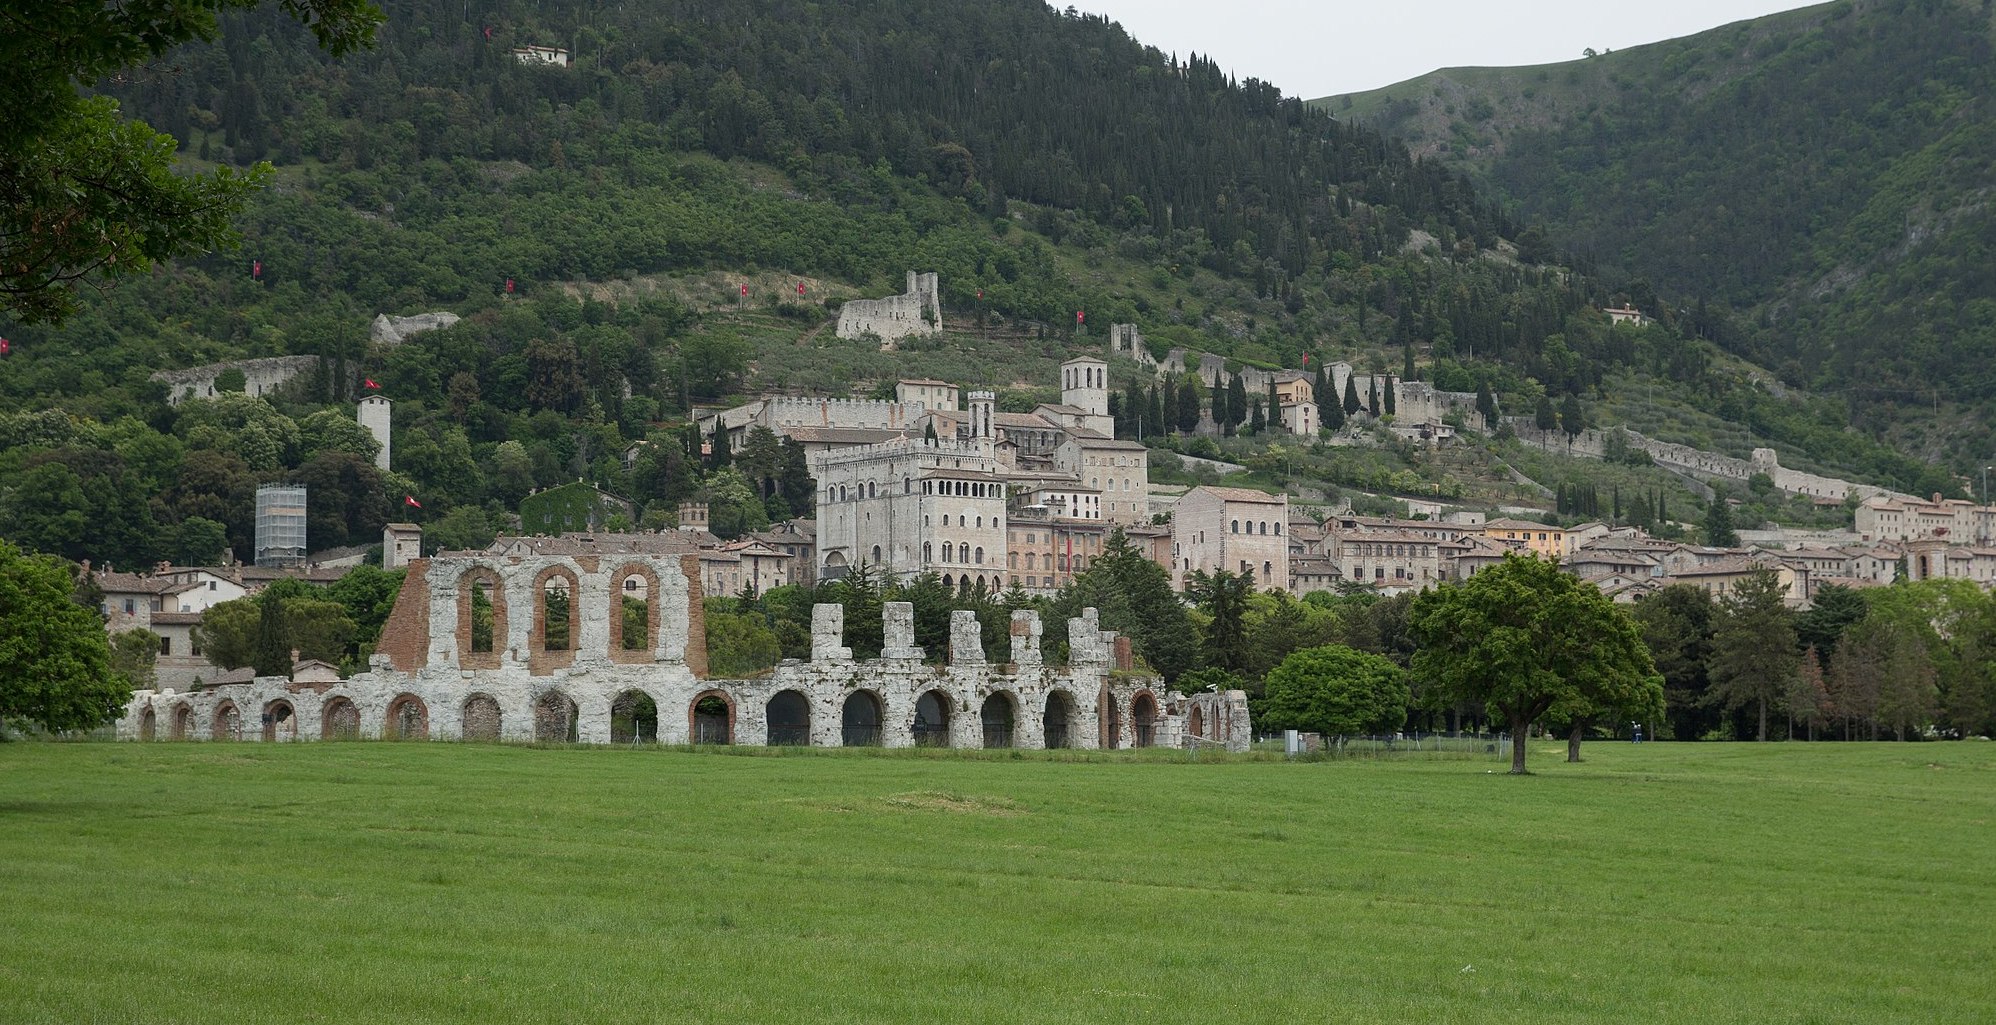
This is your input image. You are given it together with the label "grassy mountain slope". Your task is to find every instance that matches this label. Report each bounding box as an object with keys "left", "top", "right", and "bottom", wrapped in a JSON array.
[
  {"left": 1321, "top": 0, "right": 1996, "bottom": 465},
  {"left": 0, "top": 0, "right": 1967, "bottom": 573}
]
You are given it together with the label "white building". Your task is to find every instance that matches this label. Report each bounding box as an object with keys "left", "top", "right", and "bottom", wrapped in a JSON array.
[
  {"left": 810, "top": 437, "right": 1010, "bottom": 593},
  {"left": 357, "top": 395, "right": 391, "bottom": 471}
]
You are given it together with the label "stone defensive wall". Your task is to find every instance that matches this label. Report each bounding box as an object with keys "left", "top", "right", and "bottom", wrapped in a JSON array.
[
  {"left": 760, "top": 396, "right": 924, "bottom": 430},
  {"left": 151, "top": 355, "right": 324, "bottom": 405},
  {"left": 836, "top": 270, "right": 942, "bottom": 344},
  {"left": 115, "top": 551, "right": 1250, "bottom": 752},
  {"left": 1503, "top": 419, "right": 1909, "bottom": 503}
]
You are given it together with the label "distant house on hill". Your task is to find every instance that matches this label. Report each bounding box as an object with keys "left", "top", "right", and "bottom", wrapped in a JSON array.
[
  {"left": 1603, "top": 305, "right": 1649, "bottom": 327},
  {"left": 512, "top": 44, "right": 571, "bottom": 67}
]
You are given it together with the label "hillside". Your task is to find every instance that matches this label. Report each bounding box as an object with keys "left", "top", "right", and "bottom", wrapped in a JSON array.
[
  {"left": 0, "top": 0, "right": 1967, "bottom": 571},
  {"left": 1320, "top": 0, "right": 1996, "bottom": 466}
]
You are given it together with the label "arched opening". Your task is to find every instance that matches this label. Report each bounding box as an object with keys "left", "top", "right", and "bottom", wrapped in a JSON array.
[
  {"left": 616, "top": 572, "right": 652, "bottom": 652},
  {"left": 913, "top": 690, "right": 952, "bottom": 747},
  {"left": 139, "top": 707, "right": 156, "bottom": 741},
  {"left": 260, "top": 700, "right": 296, "bottom": 742},
  {"left": 540, "top": 576, "right": 575, "bottom": 651},
  {"left": 171, "top": 704, "right": 192, "bottom": 740},
  {"left": 1102, "top": 693, "right": 1121, "bottom": 749},
  {"left": 980, "top": 692, "right": 1016, "bottom": 749},
  {"left": 533, "top": 690, "right": 578, "bottom": 743},
  {"left": 385, "top": 694, "right": 429, "bottom": 740},
  {"left": 462, "top": 693, "right": 502, "bottom": 741},
  {"left": 821, "top": 551, "right": 850, "bottom": 583},
  {"left": 1132, "top": 692, "right": 1158, "bottom": 748},
  {"left": 457, "top": 567, "right": 506, "bottom": 668},
  {"left": 841, "top": 691, "right": 883, "bottom": 747},
  {"left": 1188, "top": 704, "right": 1205, "bottom": 741},
  {"left": 469, "top": 581, "right": 495, "bottom": 653},
  {"left": 322, "top": 697, "right": 360, "bottom": 740},
  {"left": 213, "top": 701, "right": 240, "bottom": 741},
  {"left": 611, "top": 691, "right": 659, "bottom": 743},
  {"left": 766, "top": 690, "right": 811, "bottom": 746},
  {"left": 1044, "top": 691, "right": 1073, "bottom": 749},
  {"left": 691, "top": 692, "right": 733, "bottom": 744}
]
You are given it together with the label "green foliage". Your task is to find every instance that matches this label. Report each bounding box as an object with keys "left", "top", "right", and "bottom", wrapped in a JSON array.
[
  {"left": 1410, "top": 553, "right": 1662, "bottom": 772},
  {"left": 1706, "top": 568, "right": 1798, "bottom": 741},
  {"left": 1260, "top": 645, "right": 1410, "bottom": 737},
  {"left": 0, "top": 542, "right": 124, "bottom": 733}
]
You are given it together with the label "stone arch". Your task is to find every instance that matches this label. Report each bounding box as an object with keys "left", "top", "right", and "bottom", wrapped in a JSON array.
[
  {"left": 1101, "top": 691, "right": 1121, "bottom": 749},
  {"left": 980, "top": 692, "right": 1016, "bottom": 749},
  {"left": 841, "top": 690, "right": 884, "bottom": 747},
  {"left": 822, "top": 551, "right": 850, "bottom": 581},
  {"left": 462, "top": 693, "right": 502, "bottom": 741},
  {"left": 456, "top": 566, "right": 506, "bottom": 669},
  {"left": 611, "top": 690, "right": 659, "bottom": 743},
  {"left": 171, "top": 703, "right": 192, "bottom": 740},
  {"left": 1131, "top": 691, "right": 1159, "bottom": 748},
  {"left": 1043, "top": 690, "right": 1075, "bottom": 749},
  {"left": 766, "top": 690, "right": 811, "bottom": 746},
  {"left": 385, "top": 694, "right": 429, "bottom": 740},
  {"left": 139, "top": 707, "right": 157, "bottom": 741},
  {"left": 213, "top": 700, "right": 241, "bottom": 741},
  {"left": 913, "top": 689, "right": 953, "bottom": 747},
  {"left": 262, "top": 699, "right": 297, "bottom": 742},
  {"left": 1188, "top": 704, "right": 1204, "bottom": 741},
  {"left": 532, "top": 565, "right": 581, "bottom": 667},
  {"left": 533, "top": 690, "right": 578, "bottom": 743},
  {"left": 690, "top": 690, "right": 734, "bottom": 744},
  {"left": 609, "top": 564, "right": 660, "bottom": 662},
  {"left": 322, "top": 697, "right": 361, "bottom": 740}
]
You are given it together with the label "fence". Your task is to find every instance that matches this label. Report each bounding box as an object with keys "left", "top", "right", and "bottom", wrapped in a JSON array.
[{"left": 1248, "top": 731, "right": 1514, "bottom": 761}]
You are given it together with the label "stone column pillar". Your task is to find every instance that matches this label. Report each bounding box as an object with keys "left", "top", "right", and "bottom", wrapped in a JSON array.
[
  {"left": 949, "top": 610, "right": 984, "bottom": 666},
  {"left": 811, "top": 603, "right": 852, "bottom": 661},
  {"left": 882, "top": 601, "right": 924, "bottom": 661},
  {"left": 1010, "top": 610, "right": 1042, "bottom": 670}
]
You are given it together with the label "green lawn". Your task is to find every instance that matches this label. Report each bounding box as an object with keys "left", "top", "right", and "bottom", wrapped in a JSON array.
[{"left": 3, "top": 741, "right": 1992, "bottom": 1023}]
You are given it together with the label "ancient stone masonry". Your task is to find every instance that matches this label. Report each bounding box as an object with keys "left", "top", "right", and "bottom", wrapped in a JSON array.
[
  {"left": 116, "top": 553, "right": 1253, "bottom": 752},
  {"left": 152, "top": 356, "right": 323, "bottom": 405},
  {"left": 1107, "top": 324, "right": 1158, "bottom": 370},
  {"left": 836, "top": 271, "right": 943, "bottom": 345},
  {"left": 1504, "top": 419, "right": 1913, "bottom": 503},
  {"left": 370, "top": 311, "right": 461, "bottom": 346}
]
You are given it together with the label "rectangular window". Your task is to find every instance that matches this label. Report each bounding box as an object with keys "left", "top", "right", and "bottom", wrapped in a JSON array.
[{"left": 159, "top": 637, "right": 172, "bottom": 656}]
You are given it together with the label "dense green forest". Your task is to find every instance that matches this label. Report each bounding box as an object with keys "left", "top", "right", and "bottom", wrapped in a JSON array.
[
  {"left": 0, "top": 0, "right": 1968, "bottom": 575},
  {"left": 1329, "top": 0, "right": 1996, "bottom": 463}
]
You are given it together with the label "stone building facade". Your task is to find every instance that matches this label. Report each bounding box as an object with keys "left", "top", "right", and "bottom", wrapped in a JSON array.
[
  {"left": 810, "top": 437, "right": 1011, "bottom": 591},
  {"left": 1172, "top": 486, "right": 1291, "bottom": 591},
  {"left": 117, "top": 551, "right": 1252, "bottom": 751}
]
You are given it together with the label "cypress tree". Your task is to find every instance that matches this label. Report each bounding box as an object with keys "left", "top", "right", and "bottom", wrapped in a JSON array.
[
  {"left": 1367, "top": 377, "right": 1380, "bottom": 416},
  {"left": 1266, "top": 379, "right": 1280, "bottom": 431},
  {"left": 1227, "top": 373, "right": 1248, "bottom": 434},
  {"left": 1402, "top": 344, "right": 1416, "bottom": 381},
  {"left": 1248, "top": 396, "right": 1265, "bottom": 434},
  {"left": 1343, "top": 375, "right": 1361, "bottom": 416},
  {"left": 710, "top": 423, "right": 733, "bottom": 468},
  {"left": 1383, "top": 376, "right": 1396, "bottom": 416}
]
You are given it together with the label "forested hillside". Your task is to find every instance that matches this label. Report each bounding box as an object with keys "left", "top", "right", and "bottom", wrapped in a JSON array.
[
  {"left": 1326, "top": 0, "right": 1996, "bottom": 463},
  {"left": 0, "top": 0, "right": 1961, "bottom": 573}
]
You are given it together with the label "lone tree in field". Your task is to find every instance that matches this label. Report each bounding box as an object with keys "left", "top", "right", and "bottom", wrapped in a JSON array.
[{"left": 1410, "top": 553, "right": 1663, "bottom": 774}]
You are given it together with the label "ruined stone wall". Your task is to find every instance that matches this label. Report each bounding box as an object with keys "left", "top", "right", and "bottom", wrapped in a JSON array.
[
  {"left": 117, "top": 597, "right": 1247, "bottom": 752},
  {"left": 152, "top": 356, "right": 323, "bottom": 406},
  {"left": 1107, "top": 324, "right": 1157, "bottom": 369},
  {"left": 836, "top": 271, "right": 942, "bottom": 343},
  {"left": 1504, "top": 419, "right": 1909, "bottom": 503}
]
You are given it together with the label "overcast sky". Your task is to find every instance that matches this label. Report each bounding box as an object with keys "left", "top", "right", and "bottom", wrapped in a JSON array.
[{"left": 1085, "top": 0, "right": 1826, "bottom": 98}]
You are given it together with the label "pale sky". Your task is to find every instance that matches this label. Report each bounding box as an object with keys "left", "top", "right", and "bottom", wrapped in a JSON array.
[{"left": 1085, "top": 0, "right": 1828, "bottom": 98}]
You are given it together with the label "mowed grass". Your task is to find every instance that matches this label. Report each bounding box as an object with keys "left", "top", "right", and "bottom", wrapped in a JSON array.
[{"left": 2, "top": 742, "right": 1992, "bottom": 1024}]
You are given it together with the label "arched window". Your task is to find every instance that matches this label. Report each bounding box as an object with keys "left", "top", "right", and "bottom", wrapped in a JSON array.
[
  {"left": 924, "top": 542, "right": 933, "bottom": 562},
  {"left": 1008, "top": 551, "right": 1019, "bottom": 568},
  {"left": 976, "top": 516, "right": 983, "bottom": 528},
  {"left": 1231, "top": 520, "right": 1239, "bottom": 534},
  {"left": 943, "top": 543, "right": 955, "bottom": 563},
  {"left": 838, "top": 485, "right": 847, "bottom": 502},
  {"left": 871, "top": 545, "right": 882, "bottom": 563},
  {"left": 974, "top": 547, "right": 984, "bottom": 565}
]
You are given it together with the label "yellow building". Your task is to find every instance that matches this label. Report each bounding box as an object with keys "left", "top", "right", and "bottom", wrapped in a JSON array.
[{"left": 1479, "top": 518, "right": 1568, "bottom": 560}]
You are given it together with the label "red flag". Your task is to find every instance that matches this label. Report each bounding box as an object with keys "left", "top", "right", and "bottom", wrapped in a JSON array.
[
  {"left": 976, "top": 289, "right": 983, "bottom": 300},
  {"left": 504, "top": 277, "right": 515, "bottom": 293},
  {"left": 1302, "top": 352, "right": 1310, "bottom": 368},
  {"left": 364, "top": 378, "right": 380, "bottom": 390},
  {"left": 1076, "top": 310, "right": 1085, "bottom": 324},
  {"left": 483, "top": 25, "right": 493, "bottom": 39},
  {"left": 252, "top": 259, "right": 262, "bottom": 279},
  {"left": 0, "top": 338, "right": 9, "bottom": 356},
  {"left": 404, "top": 495, "right": 422, "bottom": 508},
  {"left": 796, "top": 281, "right": 806, "bottom": 295},
  {"left": 741, "top": 282, "right": 749, "bottom": 297}
]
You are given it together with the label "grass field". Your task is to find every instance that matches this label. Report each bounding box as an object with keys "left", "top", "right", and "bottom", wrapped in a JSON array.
[{"left": 3, "top": 741, "right": 1992, "bottom": 1024}]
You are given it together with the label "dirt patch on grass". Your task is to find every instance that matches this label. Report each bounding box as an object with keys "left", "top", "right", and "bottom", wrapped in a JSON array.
[{"left": 877, "top": 791, "right": 1025, "bottom": 816}]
